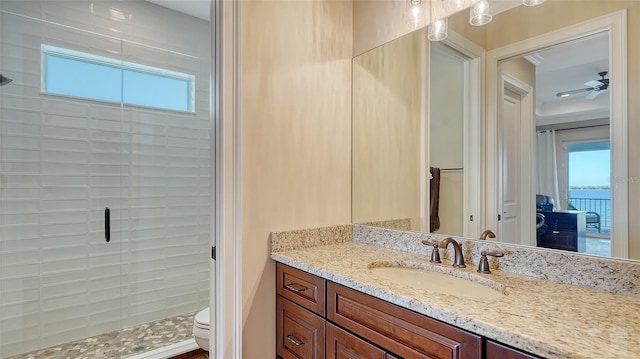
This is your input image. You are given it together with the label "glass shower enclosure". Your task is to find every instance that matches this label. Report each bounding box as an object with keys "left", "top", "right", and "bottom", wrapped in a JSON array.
[{"left": 0, "top": 1, "right": 212, "bottom": 357}]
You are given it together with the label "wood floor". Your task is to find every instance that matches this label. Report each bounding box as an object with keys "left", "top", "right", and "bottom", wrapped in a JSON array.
[{"left": 169, "top": 349, "right": 208, "bottom": 359}]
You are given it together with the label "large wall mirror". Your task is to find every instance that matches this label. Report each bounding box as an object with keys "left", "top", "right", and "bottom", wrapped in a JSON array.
[{"left": 352, "top": 0, "right": 637, "bottom": 260}]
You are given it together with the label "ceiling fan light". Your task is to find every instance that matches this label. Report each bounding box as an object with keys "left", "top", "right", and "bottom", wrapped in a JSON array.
[
  {"left": 522, "top": 0, "right": 546, "bottom": 6},
  {"left": 470, "top": 0, "right": 493, "bottom": 26}
]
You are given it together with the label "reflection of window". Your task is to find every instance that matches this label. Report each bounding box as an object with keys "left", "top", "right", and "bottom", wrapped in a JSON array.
[
  {"left": 567, "top": 140, "right": 611, "bottom": 233},
  {"left": 42, "top": 45, "right": 195, "bottom": 112},
  {"left": 567, "top": 141, "right": 610, "bottom": 189}
]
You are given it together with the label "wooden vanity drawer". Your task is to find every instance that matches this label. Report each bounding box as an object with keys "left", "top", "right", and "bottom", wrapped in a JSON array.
[
  {"left": 326, "top": 322, "right": 385, "bottom": 359},
  {"left": 486, "top": 340, "right": 540, "bottom": 359},
  {"left": 327, "top": 282, "right": 482, "bottom": 359},
  {"left": 277, "top": 263, "right": 326, "bottom": 316},
  {"left": 277, "top": 296, "right": 325, "bottom": 359}
]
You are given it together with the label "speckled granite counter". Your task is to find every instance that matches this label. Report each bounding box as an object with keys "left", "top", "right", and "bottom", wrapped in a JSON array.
[{"left": 271, "top": 226, "right": 640, "bottom": 359}]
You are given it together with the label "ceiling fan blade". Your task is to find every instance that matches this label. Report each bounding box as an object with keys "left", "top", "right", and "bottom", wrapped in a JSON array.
[
  {"left": 556, "top": 87, "right": 593, "bottom": 97},
  {"left": 585, "top": 79, "right": 605, "bottom": 88},
  {"left": 585, "top": 90, "right": 602, "bottom": 100}
]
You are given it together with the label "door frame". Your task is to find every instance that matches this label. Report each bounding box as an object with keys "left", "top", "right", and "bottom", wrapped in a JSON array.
[
  {"left": 485, "top": 10, "right": 628, "bottom": 257},
  {"left": 499, "top": 74, "right": 535, "bottom": 246},
  {"left": 213, "top": 0, "right": 243, "bottom": 357},
  {"left": 423, "top": 29, "right": 484, "bottom": 236}
]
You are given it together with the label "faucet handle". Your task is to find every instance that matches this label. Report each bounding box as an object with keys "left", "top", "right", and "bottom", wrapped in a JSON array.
[
  {"left": 477, "top": 251, "right": 504, "bottom": 274},
  {"left": 421, "top": 239, "right": 440, "bottom": 248},
  {"left": 480, "top": 229, "right": 496, "bottom": 240},
  {"left": 421, "top": 240, "right": 441, "bottom": 263}
]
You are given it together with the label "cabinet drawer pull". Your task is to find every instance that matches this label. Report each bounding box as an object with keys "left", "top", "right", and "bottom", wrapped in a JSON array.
[
  {"left": 552, "top": 230, "right": 560, "bottom": 234},
  {"left": 286, "top": 334, "right": 305, "bottom": 346},
  {"left": 285, "top": 283, "right": 307, "bottom": 293}
]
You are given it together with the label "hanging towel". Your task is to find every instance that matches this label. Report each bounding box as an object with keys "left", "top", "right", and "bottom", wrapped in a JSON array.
[{"left": 429, "top": 166, "right": 441, "bottom": 232}]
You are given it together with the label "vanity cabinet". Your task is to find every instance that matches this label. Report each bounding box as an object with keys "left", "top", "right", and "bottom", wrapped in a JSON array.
[
  {"left": 327, "top": 282, "right": 481, "bottom": 359},
  {"left": 277, "top": 296, "right": 325, "bottom": 359},
  {"left": 277, "top": 261, "right": 326, "bottom": 315},
  {"left": 326, "top": 323, "right": 386, "bottom": 359},
  {"left": 276, "top": 263, "right": 539, "bottom": 359},
  {"left": 276, "top": 263, "right": 326, "bottom": 359}
]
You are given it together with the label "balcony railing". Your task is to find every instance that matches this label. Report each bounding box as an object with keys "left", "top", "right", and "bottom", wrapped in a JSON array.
[{"left": 567, "top": 197, "right": 611, "bottom": 233}]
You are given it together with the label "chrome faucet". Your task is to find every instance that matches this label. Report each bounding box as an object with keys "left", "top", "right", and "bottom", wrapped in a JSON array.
[
  {"left": 439, "top": 237, "right": 466, "bottom": 268},
  {"left": 479, "top": 229, "right": 496, "bottom": 240}
]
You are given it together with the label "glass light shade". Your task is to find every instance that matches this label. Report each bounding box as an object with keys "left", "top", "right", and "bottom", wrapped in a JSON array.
[
  {"left": 428, "top": 18, "right": 448, "bottom": 41},
  {"left": 523, "top": 0, "right": 546, "bottom": 6},
  {"left": 469, "top": 0, "right": 493, "bottom": 26},
  {"left": 405, "top": 0, "right": 425, "bottom": 29}
]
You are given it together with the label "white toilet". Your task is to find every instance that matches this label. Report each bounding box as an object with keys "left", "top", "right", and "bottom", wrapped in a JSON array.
[{"left": 193, "top": 307, "right": 210, "bottom": 351}]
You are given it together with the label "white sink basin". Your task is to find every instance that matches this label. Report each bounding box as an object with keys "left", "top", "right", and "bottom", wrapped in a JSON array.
[{"left": 369, "top": 265, "right": 506, "bottom": 300}]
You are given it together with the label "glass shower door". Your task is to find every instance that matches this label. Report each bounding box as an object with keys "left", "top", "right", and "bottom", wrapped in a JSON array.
[
  {"left": 120, "top": 27, "right": 211, "bottom": 348},
  {"left": 1, "top": 1, "right": 212, "bottom": 357},
  {"left": 0, "top": 8, "right": 126, "bottom": 356}
]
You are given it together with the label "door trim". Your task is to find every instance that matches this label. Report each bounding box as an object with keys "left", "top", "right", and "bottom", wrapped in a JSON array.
[
  {"left": 500, "top": 74, "right": 535, "bottom": 246},
  {"left": 214, "top": 0, "right": 243, "bottom": 357},
  {"left": 485, "top": 10, "right": 628, "bottom": 257},
  {"left": 445, "top": 30, "right": 485, "bottom": 238}
]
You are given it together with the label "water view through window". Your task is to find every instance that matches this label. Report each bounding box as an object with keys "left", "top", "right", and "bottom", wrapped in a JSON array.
[{"left": 568, "top": 142, "right": 611, "bottom": 234}]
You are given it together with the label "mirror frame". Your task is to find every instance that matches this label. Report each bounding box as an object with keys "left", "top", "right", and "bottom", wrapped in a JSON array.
[{"left": 484, "top": 10, "right": 628, "bottom": 258}]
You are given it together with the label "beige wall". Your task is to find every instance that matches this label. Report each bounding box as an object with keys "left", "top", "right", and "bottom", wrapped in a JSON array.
[
  {"left": 352, "top": 29, "right": 425, "bottom": 230},
  {"left": 502, "top": 58, "right": 536, "bottom": 90},
  {"left": 240, "top": 1, "right": 352, "bottom": 357},
  {"left": 430, "top": 43, "right": 465, "bottom": 170},
  {"left": 437, "top": 172, "right": 464, "bottom": 235},
  {"left": 352, "top": 0, "right": 420, "bottom": 56}
]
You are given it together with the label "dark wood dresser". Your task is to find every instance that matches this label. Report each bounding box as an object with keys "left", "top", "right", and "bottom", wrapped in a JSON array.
[{"left": 537, "top": 210, "right": 586, "bottom": 252}]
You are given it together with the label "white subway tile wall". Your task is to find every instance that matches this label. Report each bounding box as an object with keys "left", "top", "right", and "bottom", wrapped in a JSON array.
[{"left": 0, "top": 1, "right": 211, "bottom": 356}]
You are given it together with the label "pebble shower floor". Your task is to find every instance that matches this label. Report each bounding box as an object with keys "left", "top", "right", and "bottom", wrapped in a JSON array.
[{"left": 5, "top": 312, "right": 196, "bottom": 359}]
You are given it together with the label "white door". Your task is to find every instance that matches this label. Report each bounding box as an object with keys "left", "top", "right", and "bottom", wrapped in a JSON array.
[{"left": 501, "top": 88, "right": 522, "bottom": 244}]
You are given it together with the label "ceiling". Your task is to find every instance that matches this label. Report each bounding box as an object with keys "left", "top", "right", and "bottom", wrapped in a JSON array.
[
  {"left": 491, "top": 1, "right": 610, "bottom": 126},
  {"left": 531, "top": 32, "right": 610, "bottom": 126},
  {"left": 145, "top": 0, "right": 210, "bottom": 21}
]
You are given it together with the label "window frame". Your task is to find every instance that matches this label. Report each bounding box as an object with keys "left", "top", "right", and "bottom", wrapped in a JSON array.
[{"left": 41, "top": 44, "right": 196, "bottom": 113}]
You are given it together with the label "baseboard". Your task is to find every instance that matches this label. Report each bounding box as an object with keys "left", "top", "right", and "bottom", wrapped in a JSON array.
[{"left": 125, "top": 339, "right": 200, "bottom": 359}]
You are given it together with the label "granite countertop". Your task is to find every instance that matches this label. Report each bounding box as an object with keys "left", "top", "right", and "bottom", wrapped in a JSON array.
[{"left": 272, "top": 241, "right": 640, "bottom": 359}]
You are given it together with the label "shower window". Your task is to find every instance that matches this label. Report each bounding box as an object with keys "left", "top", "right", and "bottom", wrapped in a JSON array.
[{"left": 42, "top": 45, "right": 195, "bottom": 112}]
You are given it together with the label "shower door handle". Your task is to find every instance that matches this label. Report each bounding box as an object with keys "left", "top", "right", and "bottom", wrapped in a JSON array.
[{"left": 105, "top": 207, "right": 111, "bottom": 243}]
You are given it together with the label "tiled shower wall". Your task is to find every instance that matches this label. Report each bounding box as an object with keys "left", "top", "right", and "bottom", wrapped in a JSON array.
[{"left": 0, "top": 1, "right": 210, "bottom": 356}]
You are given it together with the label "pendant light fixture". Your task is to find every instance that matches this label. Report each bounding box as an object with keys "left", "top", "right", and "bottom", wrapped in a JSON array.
[
  {"left": 406, "top": 0, "right": 426, "bottom": 29},
  {"left": 523, "top": 0, "right": 546, "bottom": 6},
  {"left": 469, "top": 0, "right": 493, "bottom": 26},
  {"left": 428, "top": 18, "right": 448, "bottom": 41}
]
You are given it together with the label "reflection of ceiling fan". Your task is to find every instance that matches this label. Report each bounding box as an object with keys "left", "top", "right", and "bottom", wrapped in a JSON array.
[{"left": 556, "top": 71, "right": 610, "bottom": 100}]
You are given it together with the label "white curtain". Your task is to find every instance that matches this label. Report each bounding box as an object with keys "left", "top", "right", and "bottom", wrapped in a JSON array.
[{"left": 536, "top": 130, "right": 560, "bottom": 209}]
